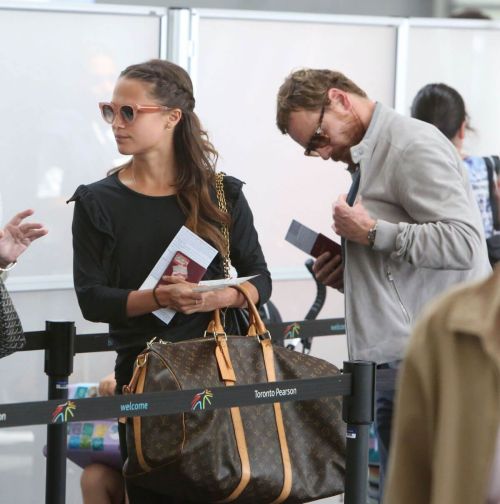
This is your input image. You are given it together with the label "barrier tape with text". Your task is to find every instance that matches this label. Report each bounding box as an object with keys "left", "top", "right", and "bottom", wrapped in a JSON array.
[
  {"left": 21, "top": 318, "right": 347, "bottom": 353},
  {"left": 0, "top": 374, "right": 353, "bottom": 429}
]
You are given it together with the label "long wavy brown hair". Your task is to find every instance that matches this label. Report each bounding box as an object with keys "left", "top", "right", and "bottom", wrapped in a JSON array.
[{"left": 119, "top": 59, "right": 230, "bottom": 253}]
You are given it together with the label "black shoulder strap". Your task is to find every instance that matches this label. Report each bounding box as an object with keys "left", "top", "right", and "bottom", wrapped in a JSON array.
[
  {"left": 492, "top": 155, "right": 500, "bottom": 176},
  {"left": 484, "top": 156, "right": 500, "bottom": 231}
]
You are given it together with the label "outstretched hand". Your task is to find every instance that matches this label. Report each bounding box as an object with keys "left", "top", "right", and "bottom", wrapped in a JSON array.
[{"left": 0, "top": 209, "right": 48, "bottom": 267}]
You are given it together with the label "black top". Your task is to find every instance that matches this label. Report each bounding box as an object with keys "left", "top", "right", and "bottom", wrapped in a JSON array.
[{"left": 68, "top": 173, "right": 271, "bottom": 374}]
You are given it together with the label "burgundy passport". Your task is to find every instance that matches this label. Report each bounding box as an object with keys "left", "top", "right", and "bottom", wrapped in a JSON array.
[
  {"left": 285, "top": 220, "right": 342, "bottom": 258},
  {"left": 157, "top": 251, "right": 207, "bottom": 286}
]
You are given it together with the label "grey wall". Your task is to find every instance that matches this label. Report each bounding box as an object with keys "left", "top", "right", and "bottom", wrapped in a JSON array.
[{"left": 97, "top": 0, "right": 434, "bottom": 17}]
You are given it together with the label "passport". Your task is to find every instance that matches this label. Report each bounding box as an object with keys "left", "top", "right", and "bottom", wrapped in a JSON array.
[
  {"left": 285, "top": 220, "right": 341, "bottom": 258},
  {"left": 156, "top": 251, "right": 206, "bottom": 286}
]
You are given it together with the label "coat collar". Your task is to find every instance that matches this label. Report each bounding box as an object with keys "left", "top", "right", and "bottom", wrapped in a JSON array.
[
  {"left": 350, "top": 101, "right": 383, "bottom": 165},
  {"left": 446, "top": 266, "right": 500, "bottom": 361}
]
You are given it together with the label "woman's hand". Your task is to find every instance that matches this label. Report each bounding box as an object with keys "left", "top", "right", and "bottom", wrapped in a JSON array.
[
  {"left": 98, "top": 372, "right": 117, "bottom": 397},
  {"left": 154, "top": 276, "right": 203, "bottom": 314},
  {"left": 127, "top": 277, "right": 245, "bottom": 318},
  {"left": 0, "top": 209, "right": 48, "bottom": 267},
  {"left": 155, "top": 277, "right": 256, "bottom": 315}
]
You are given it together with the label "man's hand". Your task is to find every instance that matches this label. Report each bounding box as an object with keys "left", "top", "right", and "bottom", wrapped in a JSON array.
[
  {"left": 0, "top": 209, "right": 48, "bottom": 267},
  {"left": 333, "top": 195, "right": 376, "bottom": 246},
  {"left": 312, "top": 251, "right": 344, "bottom": 290}
]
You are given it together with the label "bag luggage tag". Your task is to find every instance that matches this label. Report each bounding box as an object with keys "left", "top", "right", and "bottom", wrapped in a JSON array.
[
  {"left": 208, "top": 316, "right": 237, "bottom": 383},
  {"left": 215, "top": 336, "right": 236, "bottom": 383}
]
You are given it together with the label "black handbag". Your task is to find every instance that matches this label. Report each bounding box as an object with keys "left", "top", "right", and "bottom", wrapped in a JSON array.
[
  {"left": 484, "top": 156, "right": 500, "bottom": 265},
  {"left": 223, "top": 300, "right": 282, "bottom": 337},
  {"left": 0, "top": 276, "right": 25, "bottom": 358}
]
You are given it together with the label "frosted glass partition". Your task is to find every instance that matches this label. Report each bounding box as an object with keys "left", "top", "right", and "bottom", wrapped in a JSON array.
[
  {"left": 192, "top": 12, "right": 398, "bottom": 279},
  {"left": 404, "top": 23, "right": 500, "bottom": 156},
  {"left": 0, "top": 5, "right": 165, "bottom": 290}
]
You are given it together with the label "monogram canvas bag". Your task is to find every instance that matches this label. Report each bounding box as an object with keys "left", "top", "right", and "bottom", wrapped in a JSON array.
[
  {"left": 123, "top": 285, "right": 346, "bottom": 503},
  {"left": 0, "top": 276, "right": 25, "bottom": 358}
]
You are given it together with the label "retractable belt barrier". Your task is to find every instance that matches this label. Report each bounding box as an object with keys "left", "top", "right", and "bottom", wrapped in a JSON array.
[
  {"left": 21, "top": 318, "right": 348, "bottom": 352},
  {"left": 0, "top": 375, "right": 352, "bottom": 429},
  {"left": 0, "top": 319, "right": 394, "bottom": 504}
]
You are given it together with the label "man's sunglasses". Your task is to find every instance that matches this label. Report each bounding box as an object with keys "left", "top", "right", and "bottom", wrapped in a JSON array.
[
  {"left": 304, "top": 101, "right": 330, "bottom": 157},
  {"left": 99, "top": 102, "right": 170, "bottom": 125}
]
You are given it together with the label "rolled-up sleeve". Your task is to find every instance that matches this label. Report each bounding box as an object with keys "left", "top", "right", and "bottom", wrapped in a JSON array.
[{"left": 373, "top": 139, "right": 484, "bottom": 270}]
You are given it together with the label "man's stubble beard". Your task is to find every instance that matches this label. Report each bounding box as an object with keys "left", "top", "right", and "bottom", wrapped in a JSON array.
[{"left": 332, "top": 111, "right": 366, "bottom": 165}]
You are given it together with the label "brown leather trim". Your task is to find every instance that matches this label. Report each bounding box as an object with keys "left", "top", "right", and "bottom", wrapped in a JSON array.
[
  {"left": 133, "top": 364, "right": 152, "bottom": 472},
  {"left": 214, "top": 340, "right": 251, "bottom": 503},
  {"left": 123, "top": 351, "right": 148, "bottom": 394},
  {"left": 215, "top": 337, "right": 237, "bottom": 383},
  {"left": 261, "top": 339, "right": 292, "bottom": 504},
  {"left": 232, "top": 284, "right": 267, "bottom": 335},
  {"left": 216, "top": 400, "right": 251, "bottom": 503}
]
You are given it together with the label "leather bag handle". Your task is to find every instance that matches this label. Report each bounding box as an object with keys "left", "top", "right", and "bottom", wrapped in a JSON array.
[
  {"left": 232, "top": 284, "right": 268, "bottom": 336},
  {"left": 206, "top": 284, "right": 269, "bottom": 337}
]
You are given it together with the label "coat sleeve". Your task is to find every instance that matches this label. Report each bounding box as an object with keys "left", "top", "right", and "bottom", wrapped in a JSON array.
[
  {"left": 384, "top": 318, "right": 435, "bottom": 504},
  {"left": 373, "top": 138, "right": 484, "bottom": 270},
  {"left": 70, "top": 189, "right": 132, "bottom": 324},
  {"left": 224, "top": 177, "right": 272, "bottom": 306}
]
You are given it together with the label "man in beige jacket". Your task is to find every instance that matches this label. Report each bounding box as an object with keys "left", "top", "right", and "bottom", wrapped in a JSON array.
[{"left": 385, "top": 267, "right": 500, "bottom": 504}]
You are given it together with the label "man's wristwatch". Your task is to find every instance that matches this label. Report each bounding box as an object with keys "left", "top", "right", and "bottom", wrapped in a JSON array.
[{"left": 367, "top": 222, "right": 377, "bottom": 248}]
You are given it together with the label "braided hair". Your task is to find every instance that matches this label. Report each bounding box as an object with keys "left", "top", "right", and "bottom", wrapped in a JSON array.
[{"left": 120, "top": 59, "right": 230, "bottom": 253}]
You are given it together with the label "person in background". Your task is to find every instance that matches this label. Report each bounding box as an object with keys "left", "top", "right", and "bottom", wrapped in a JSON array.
[
  {"left": 69, "top": 59, "right": 271, "bottom": 503},
  {"left": 411, "top": 82, "right": 500, "bottom": 242},
  {"left": 450, "top": 7, "right": 491, "bottom": 19},
  {"left": 81, "top": 373, "right": 127, "bottom": 504},
  {"left": 0, "top": 209, "right": 47, "bottom": 352},
  {"left": 275, "top": 68, "right": 491, "bottom": 498},
  {"left": 0, "top": 209, "right": 47, "bottom": 274},
  {"left": 384, "top": 267, "right": 500, "bottom": 504}
]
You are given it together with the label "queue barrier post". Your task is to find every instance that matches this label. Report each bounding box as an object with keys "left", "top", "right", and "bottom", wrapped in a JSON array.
[
  {"left": 44, "top": 321, "right": 75, "bottom": 504},
  {"left": 342, "top": 360, "right": 375, "bottom": 504},
  {"left": 4, "top": 320, "right": 378, "bottom": 504}
]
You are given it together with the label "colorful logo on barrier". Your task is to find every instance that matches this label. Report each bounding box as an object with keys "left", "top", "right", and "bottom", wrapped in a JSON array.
[
  {"left": 191, "top": 389, "right": 213, "bottom": 411},
  {"left": 284, "top": 322, "right": 301, "bottom": 339},
  {"left": 51, "top": 400, "right": 76, "bottom": 423}
]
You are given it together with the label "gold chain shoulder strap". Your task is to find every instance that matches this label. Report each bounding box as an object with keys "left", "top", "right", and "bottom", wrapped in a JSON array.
[{"left": 215, "top": 172, "right": 231, "bottom": 279}]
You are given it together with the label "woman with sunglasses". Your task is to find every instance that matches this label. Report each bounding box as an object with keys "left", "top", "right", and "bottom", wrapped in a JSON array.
[{"left": 69, "top": 59, "right": 271, "bottom": 503}]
